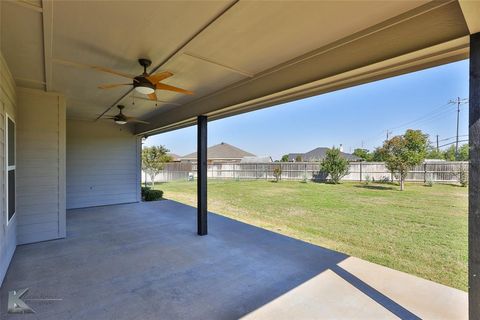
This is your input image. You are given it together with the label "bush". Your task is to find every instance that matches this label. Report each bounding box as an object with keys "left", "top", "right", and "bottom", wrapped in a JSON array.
[
  {"left": 364, "top": 175, "right": 371, "bottom": 185},
  {"left": 141, "top": 186, "right": 151, "bottom": 198},
  {"left": 273, "top": 165, "right": 282, "bottom": 182},
  {"left": 459, "top": 166, "right": 468, "bottom": 187},
  {"left": 144, "top": 189, "right": 163, "bottom": 201},
  {"left": 301, "top": 172, "right": 308, "bottom": 183},
  {"left": 425, "top": 173, "right": 434, "bottom": 187}
]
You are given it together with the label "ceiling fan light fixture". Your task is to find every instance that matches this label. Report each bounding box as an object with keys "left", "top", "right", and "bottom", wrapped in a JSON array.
[
  {"left": 115, "top": 119, "right": 127, "bottom": 125},
  {"left": 135, "top": 85, "right": 155, "bottom": 95}
]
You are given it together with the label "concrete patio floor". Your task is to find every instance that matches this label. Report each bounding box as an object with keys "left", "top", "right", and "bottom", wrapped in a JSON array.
[{"left": 0, "top": 200, "right": 467, "bottom": 319}]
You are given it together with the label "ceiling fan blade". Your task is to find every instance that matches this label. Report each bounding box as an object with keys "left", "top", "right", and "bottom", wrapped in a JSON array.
[
  {"left": 146, "top": 71, "right": 173, "bottom": 84},
  {"left": 156, "top": 83, "right": 193, "bottom": 95},
  {"left": 98, "top": 83, "right": 131, "bottom": 89},
  {"left": 91, "top": 66, "right": 137, "bottom": 80},
  {"left": 126, "top": 117, "right": 150, "bottom": 125},
  {"left": 147, "top": 92, "right": 157, "bottom": 101},
  {"left": 54, "top": 59, "right": 137, "bottom": 80}
]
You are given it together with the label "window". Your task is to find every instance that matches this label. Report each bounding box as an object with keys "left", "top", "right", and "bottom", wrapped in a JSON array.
[{"left": 6, "top": 115, "right": 15, "bottom": 223}]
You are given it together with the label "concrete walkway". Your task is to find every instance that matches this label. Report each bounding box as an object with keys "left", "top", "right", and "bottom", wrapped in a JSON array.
[{"left": 0, "top": 200, "right": 467, "bottom": 319}]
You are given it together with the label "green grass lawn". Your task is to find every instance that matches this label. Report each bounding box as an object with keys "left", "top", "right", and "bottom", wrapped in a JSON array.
[{"left": 152, "top": 179, "right": 467, "bottom": 291}]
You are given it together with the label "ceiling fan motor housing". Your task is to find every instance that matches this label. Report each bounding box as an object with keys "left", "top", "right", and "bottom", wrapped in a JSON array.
[
  {"left": 133, "top": 76, "right": 155, "bottom": 94},
  {"left": 134, "top": 58, "right": 155, "bottom": 94},
  {"left": 114, "top": 105, "right": 127, "bottom": 124}
]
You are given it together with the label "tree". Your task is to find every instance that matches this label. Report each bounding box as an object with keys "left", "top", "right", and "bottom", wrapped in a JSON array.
[
  {"left": 444, "top": 144, "right": 469, "bottom": 161},
  {"left": 426, "top": 146, "right": 444, "bottom": 160},
  {"left": 444, "top": 145, "right": 456, "bottom": 161},
  {"left": 281, "top": 154, "right": 289, "bottom": 162},
  {"left": 372, "top": 147, "right": 388, "bottom": 162},
  {"left": 295, "top": 155, "right": 303, "bottom": 162},
  {"left": 458, "top": 144, "right": 469, "bottom": 161},
  {"left": 142, "top": 146, "right": 172, "bottom": 188},
  {"left": 353, "top": 148, "right": 372, "bottom": 162},
  {"left": 381, "top": 129, "right": 428, "bottom": 191},
  {"left": 320, "top": 147, "right": 349, "bottom": 184}
]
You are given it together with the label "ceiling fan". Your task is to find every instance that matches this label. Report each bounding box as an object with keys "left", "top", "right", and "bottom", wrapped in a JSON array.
[
  {"left": 105, "top": 105, "right": 149, "bottom": 125},
  {"left": 63, "top": 58, "right": 193, "bottom": 101}
]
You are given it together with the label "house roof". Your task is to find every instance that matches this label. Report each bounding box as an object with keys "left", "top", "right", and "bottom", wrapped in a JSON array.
[
  {"left": 288, "top": 147, "right": 361, "bottom": 162},
  {"left": 181, "top": 142, "right": 255, "bottom": 160}
]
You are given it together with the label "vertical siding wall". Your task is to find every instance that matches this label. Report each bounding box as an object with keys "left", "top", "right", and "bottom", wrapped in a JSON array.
[
  {"left": 66, "top": 120, "right": 141, "bottom": 209},
  {"left": 16, "top": 88, "right": 66, "bottom": 245},
  {"left": 0, "top": 52, "right": 17, "bottom": 284}
]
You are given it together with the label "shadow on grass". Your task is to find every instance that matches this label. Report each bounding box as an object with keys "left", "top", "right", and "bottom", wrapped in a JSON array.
[
  {"left": 439, "top": 183, "right": 466, "bottom": 188},
  {"left": 354, "top": 184, "right": 396, "bottom": 191}
]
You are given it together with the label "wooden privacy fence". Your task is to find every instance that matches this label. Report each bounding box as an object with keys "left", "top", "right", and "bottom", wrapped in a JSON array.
[{"left": 144, "top": 161, "right": 469, "bottom": 184}]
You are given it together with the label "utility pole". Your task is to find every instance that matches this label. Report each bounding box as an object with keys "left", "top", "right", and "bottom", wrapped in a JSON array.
[
  {"left": 455, "top": 97, "right": 460, "bottom": 160},
  {"left": 436, "top": 135, "right": 439, "bottom": 152},
  {"left": 448, "top": 97, "right": 468, "bottom": 160},
  {"left": 386, "top": 130, "right": 392, "bottom": 141}
]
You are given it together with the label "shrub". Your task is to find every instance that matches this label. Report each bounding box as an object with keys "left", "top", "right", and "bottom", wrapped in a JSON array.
[
  {"left": 425, "top": 173, "right": 434, "bottom": 187},
  {"left": 273, "top": 165, "right": 282, "bottom": 182},
  {"left": 378, "top": 176, "right": 391, "bottom": 184},
  {"left": 320, "top": 148, "right": 349, "bottom": 184},
  {"left": 459, "top": 166, "right": 468, "bottom": 187},
  {"left": 364, "top": 175, "right": 371, "bottom": 185},
  {"left": 141, "top": 186, "right": 151, "bottom": 198},
  {"left": 144, "top": 189, "right": 163, "bottom": 201},
  {"left": 301, "top": 172, "right": 308, "bottom": 183}
]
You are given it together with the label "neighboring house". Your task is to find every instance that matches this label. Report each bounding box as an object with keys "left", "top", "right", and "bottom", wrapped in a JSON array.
[
  {"left": 240, "top": 156, "right": 273, "bottom": 163},
  {"left": 180, "top": 142, "right": 255, "bottom": 164},
  {"left": 288, "top": 147, "right": 361, "bottom": 162}
]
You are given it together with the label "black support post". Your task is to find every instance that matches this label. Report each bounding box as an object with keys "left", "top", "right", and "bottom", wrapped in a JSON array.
[
  {"left": 470, "top": 32, "right": 480, "bottom": 319},
  {"left": 197, "top": 115, "right": 208, "bottom": 236}
]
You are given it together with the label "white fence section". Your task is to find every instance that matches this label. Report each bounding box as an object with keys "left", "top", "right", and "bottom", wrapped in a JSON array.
[{"left": 143, "top": 161, "right": 468, "bottom": 184}]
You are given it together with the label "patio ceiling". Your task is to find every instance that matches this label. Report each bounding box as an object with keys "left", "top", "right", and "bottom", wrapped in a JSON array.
[{"left": 0, "top": 0, "right": 478, "bottom": 134}]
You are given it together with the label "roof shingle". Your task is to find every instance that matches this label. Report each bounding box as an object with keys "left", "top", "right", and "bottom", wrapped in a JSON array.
[{"left": 181, "top": 142, "right": 255, "bottom": 160}]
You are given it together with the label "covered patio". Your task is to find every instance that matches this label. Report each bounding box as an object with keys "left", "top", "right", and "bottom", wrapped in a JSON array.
[
  {"left": 0, "top": 201, "right": 467, "bottom": 319},
  {"left": 0, "top": 0, "right": 479, "bottom": 318}
]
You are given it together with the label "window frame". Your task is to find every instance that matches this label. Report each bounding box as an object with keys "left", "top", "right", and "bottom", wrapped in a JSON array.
[{"left": 6, "top": 113, "right": 15, "bottom": 225}]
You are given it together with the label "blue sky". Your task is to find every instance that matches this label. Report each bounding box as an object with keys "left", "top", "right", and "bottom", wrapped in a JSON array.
[{"left": 145, "top": 60, "right": 469, "bottom": 160}]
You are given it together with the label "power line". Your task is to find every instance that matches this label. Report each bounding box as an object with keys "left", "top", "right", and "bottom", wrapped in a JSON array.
[
  {"left": 438, "top": 139, "right": 468, "bottom": 149},
  {"left": 438, "top": 134, "right": 468, "bottom": 142},
  {"left": 360, "top": 101, "right": 452, "bottom": 149},
  {"left": 388, "top": 102, "right": 450, "bottom": 132},
  {"left": 358, "top": 99, "right": 466, "bottom": 151}
]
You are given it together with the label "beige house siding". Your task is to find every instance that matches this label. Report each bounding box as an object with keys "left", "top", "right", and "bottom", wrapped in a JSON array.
[
  {"left": 66, "top": 120, "right": 141, "bottom": 209},
  {"left": 0, "top": 52, "right": 17, "bottom": 284},
  {"left": 16, "top": 88, "right": 66, "bottom": 245}
]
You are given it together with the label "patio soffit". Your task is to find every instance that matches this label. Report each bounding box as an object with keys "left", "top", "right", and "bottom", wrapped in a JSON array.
[{"left": 0, "top": 0, "right": 477, "bottom": 135}]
